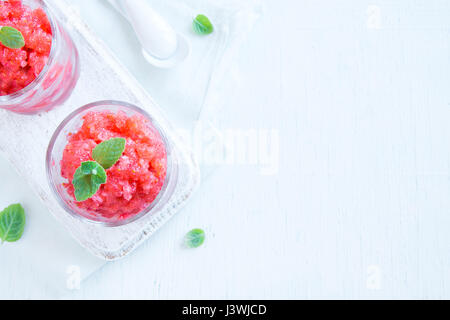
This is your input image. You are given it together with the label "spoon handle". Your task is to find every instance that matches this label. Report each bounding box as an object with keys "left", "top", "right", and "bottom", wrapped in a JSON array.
[{"left": 107, "top": 0, "right": 190, "bottom": 68}]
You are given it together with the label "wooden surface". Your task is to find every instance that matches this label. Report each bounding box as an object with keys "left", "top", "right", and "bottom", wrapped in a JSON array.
[{"left": 2, "top": 0, "right": 450, "bottom": 299}]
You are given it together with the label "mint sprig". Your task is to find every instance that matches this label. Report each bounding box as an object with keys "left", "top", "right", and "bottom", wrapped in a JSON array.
[
  {"left": 93, "top": 138, "right": 126, "bottom": 170},
  {"left": 0, "top": 26, "right": 25, "bottom": 49},
  {"left": 193, "top": 14, "right": 214, "bottom": 35},
  {"left": 73, "top": 161, "right": 107, "bottom": 202},
  {"left": 185, "top": 228, "right": 206, "bottom": 248},
  {"left": 72, "top": 138, "right": 126, "bottom": 202},
  {"left": 0, "top": 204, "right": 26, "bottom": 244}
]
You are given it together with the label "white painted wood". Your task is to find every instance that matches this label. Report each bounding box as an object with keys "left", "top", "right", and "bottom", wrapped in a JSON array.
[
  {"left": 2, "top": 0, "right": 450, "bottom": 299},
  {"left": 0, "top": 155, "right": 105, "bottom": 299}
]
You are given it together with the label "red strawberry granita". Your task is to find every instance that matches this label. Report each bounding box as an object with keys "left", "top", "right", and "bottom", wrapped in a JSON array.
[
  {"left": 0, "top": 0, "right": 52, "bottom": 96},
  {"left": 60, "top": 110, "right": 168, "bottom": 221}
]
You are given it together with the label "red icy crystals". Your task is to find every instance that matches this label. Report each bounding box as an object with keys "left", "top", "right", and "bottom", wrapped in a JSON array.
[
  {"left": 61, "top": 111, "right": 168, "bottom": 221},
  {"left": 0, "top": 0, "right": 52, "bottom": 96}
]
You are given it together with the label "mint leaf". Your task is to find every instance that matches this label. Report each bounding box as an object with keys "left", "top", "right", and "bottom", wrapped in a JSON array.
[
  {"left": 73, "top": 161, "right": 107, "bottom": 202},
  {"left": 193, "top": 14, "right": 214, "bottom": 35},
  {"left": 185, "top": 229, "right": 205, "bottom": 248},
  {"left": 0, "top": 26, "right": 25, "bottom": 49},
  {"left": 0, "top": 204, "right": 26, "bottom": 244},
  {"left": 72, "top": 138, "right": 125, "bottom": 202},
  {"left": 92, "top": 138, "right": 126, "bottom": 170}
]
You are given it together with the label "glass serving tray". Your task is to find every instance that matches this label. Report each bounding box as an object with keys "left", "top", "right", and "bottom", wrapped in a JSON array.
[{"left": 0, "top": 0, "right": 200, "bottom": 261}]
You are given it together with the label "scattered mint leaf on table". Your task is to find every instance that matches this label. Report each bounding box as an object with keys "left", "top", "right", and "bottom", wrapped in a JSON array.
[
  {"left": 185, "top": 229, "right": 206, "bottom": 248},
  {"left": 92, "top": 137, "right": 126, "bottom": 169},
  {"left": 193, "top": 14, "right": 214, "bottom": 35},
  {"left": 0, "top": 26, "right": 25, "bottom": 49},
  {"left": 0, "top": 204, "right": 26, "bottom": 244},
  {"left": 73, "top": 161, "right": 107, "bottom": 202}
]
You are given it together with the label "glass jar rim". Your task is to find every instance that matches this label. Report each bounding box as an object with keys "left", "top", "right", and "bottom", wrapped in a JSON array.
[
  {"left": 0, "top": 0, "right": 58, "bottom": 102},
  {"left": 46, "top": 100, "right": 177, "bottom": 228}
]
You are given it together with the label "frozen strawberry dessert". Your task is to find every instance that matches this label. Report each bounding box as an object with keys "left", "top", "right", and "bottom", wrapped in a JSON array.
[
  {"left": 0, "top": 0, "right": 52, "bottom": 96},
  {"left": 60, "top": 110, "right": 168, "bottom": 221}
]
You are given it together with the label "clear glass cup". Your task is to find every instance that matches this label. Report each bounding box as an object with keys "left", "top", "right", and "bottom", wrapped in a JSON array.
[
  {"left": 0, "top": 0, "right": 79, "bottom": 114},
  {"left": 46, "top": 101, "right": 178, "bottom": 227}
]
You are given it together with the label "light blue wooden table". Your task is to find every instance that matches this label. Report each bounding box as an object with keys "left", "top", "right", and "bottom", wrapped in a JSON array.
[{"left": 1, "top": 0, "right": 449, "bottom": 299}]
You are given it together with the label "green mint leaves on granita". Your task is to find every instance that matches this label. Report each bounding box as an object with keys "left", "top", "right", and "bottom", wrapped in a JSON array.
[
  {"left": 0, "top": 204, "right": 26, "bottom": 244},
  {"left": 92, "top": 137, "right": 127, "bottom": 170},
  {"left": 0, "top": 26, "right": 25, "bottom": 49},
  {"left": 73, "top": 161, "right": 107, "bottom": 202},
  {"left": 73, "top": 138, "right": 126, "bottom": 202}
]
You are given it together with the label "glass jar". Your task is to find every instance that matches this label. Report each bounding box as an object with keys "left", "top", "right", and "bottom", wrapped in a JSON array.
[
  {"left": 46, "top": 101, "right": 178, "bottom": 227},
  {"left": 0, "top": 0, "right": 79, "bottom": 114}
]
